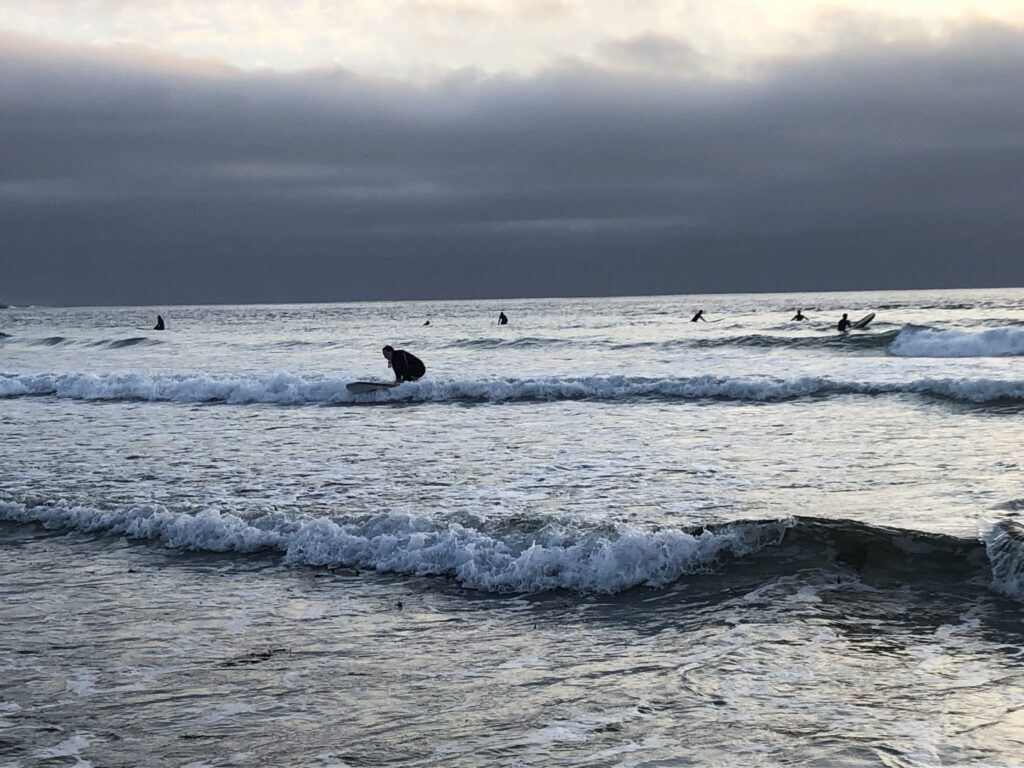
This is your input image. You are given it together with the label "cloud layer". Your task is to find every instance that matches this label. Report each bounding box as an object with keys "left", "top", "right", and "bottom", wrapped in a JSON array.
[{"left": 2, "top": 21, "right": 1023, "bottom": 304}]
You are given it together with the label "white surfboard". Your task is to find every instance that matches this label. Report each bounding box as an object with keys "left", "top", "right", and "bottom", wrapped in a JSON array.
[
  {"left": 851, "top": 312, "right": 876, "bottom": 329},
  {"left": 346, "top": 381, "right": 399, "bottom": 394}
]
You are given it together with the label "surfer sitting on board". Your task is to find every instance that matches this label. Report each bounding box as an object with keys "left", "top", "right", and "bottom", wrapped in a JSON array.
[
  {"left": 383, "top": 345, "right": 426, "bottom": 382},
  {"left": 691, "top": 309, "right": 706, "bottom": 322},
  {"left": 154, "top": 315, "right": 165, "bottom": 331},
  {"left": 836, "top": 313, "right": 852, "bottom": 332},
  {"left": 792, "top": 309, "right": 806, "bottom": 321},
  {"left": 498, "top": 312, "right": 508, "bottom": 325}
]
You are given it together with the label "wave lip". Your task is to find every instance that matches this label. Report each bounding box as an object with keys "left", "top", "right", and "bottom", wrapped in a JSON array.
[
  {"left": 890, "top": 326, "right": 1024, "bottom": 357},
  {"left": 2, "top": 371, "right": 1024, "bottom": 405},
  {"left": 0, "top": 500, "right": 791, "bottom": 594},
  {"left": 984, "top": 520, "right": 1024, "bottom": 601}
]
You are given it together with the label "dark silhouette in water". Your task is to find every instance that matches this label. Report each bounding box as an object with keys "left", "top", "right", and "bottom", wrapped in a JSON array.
[
  {"left": 837, "top": 313, "right": 851, "bottom": 332},
  {"left": 792, "top": 309, "right": 807, "bottom": 321},
  {"left": 154, "top": 315, "right": 165, "bottom": 331},
  {"left": 691, "top": 309, "right": 706, "bottom": 322},
  {"left": 498, "top": 312, "right": 508, "bottom": 325},
  {"left": 383, "top": 345, "right": 426, "bottom": 382},
  {"left": 423, "top": 320, "right": 431, "bottom": 326}
]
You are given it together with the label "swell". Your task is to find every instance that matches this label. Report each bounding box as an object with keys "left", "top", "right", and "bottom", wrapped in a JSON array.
[
  {"left": 0, "top": 335, "right": 162, "bottom": 348},
  {"left": 1, "top": 499, "right": 1016, "bottom": 599},
  {"left": 445, "top": 336, "right": 584, "bottom": 350},
  {"left": 2, "top": 371, "right": 1023, "bottom": 406},
  {"left": 615, "top": 330, "right": 900, "bottom": 352}
]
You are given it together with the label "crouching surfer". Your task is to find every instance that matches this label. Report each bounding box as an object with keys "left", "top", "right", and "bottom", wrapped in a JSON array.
[{"left": 382, "top": 345, "right": 426, "bottom": 383}]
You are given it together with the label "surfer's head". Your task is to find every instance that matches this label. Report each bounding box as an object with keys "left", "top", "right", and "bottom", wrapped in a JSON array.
[{"left": 382, "top": 345, "right": 394, "bottom": 361}]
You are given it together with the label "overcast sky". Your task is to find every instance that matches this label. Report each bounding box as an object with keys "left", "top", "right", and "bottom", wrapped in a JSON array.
[{"left": 2, "top": 2, "right": 1024, "bottom": 305}]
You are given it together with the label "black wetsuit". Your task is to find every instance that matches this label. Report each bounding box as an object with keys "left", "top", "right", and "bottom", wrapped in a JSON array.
[
  {"left": 837, "top": 317, "right": 851, "bottom": 332},
  {"left": 154, "top": 315, "right": 165, "bottom": 331},
  {"left": 498, "top": 313, "right": 508, "bottom": 325},
  {"left": 391, "top": 349, "right": 426, "bottom": 382}
]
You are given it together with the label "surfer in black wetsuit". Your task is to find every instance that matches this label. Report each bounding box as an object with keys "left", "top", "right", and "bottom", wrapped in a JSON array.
[
  {"left": 837, "top": 313, "right": 852, "bottom": 332},
  {"left": 382, "top": 345, "right": 426, "bottom": 382},
  {"left": 691, "top": 309, "right": 706, "bottom": 322},
  {"left": 154, "top": 315, "right": 165, "bottom": 331},
  {"left": 498, "top": 312, "right": 508, "bottom": 325},
  {"left": 792, "top": 309, "right": 806, "bottom": 321}
]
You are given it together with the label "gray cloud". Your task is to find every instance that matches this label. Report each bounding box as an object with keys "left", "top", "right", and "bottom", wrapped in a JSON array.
[
  {"left": 1, "top": 22, "right": 1023, "bottom": 305},
  {"left": 597, "top": 33, "right": 705, "bottom": 75}
]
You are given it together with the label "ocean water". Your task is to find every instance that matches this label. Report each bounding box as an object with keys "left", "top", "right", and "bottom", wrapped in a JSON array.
[{"left": 2, "top": 288, "right": 1024, "bottom": 767}]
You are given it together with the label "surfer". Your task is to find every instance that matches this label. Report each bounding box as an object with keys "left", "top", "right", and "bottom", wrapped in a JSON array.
[
  {"left": 423, "top": 320, "right": 431, "bottom": 326},
  {"left": 154, "top": 315, "right": 165, "bottom": 331},
  {"left": 383, "top": 345, "right": 426, "bottom": 383},
  {"left": 691, "top": 309, "right": 706, "bottom": 322},
  {"left": 837, "top": 313, "right": 852, "bottom": 332},
  {"left": 498, "top": 312, "right": 508, "bottom": 325},
  {"left": 792, "top": 309, "right": 807, "bottom": 321}
]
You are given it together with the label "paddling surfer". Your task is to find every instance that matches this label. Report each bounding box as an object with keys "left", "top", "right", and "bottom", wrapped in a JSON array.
[{"left": 836, "top": 313, "right": 852, "bottom": 332}]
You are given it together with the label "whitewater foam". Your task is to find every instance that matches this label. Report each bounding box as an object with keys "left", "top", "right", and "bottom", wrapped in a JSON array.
[
  {"left": 3, "top": 370, "right": 1024, "bottom": 406},
  {"left": 890, "top": 326, "right": 1024, "bottom": 357},
  {"left": 0, "top": 500, "right": 790, "bottom": 593},
  {"left": 984, "top": 520, "right": 1024, "bottom": 601}
]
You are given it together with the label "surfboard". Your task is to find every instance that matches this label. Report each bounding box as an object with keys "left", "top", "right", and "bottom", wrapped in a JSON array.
[
  {"left": 346, "top": 381, "right": 399, "bottom": 394},
  {"left": 851, "top": 312, "right": 875, "bottom": 329}
]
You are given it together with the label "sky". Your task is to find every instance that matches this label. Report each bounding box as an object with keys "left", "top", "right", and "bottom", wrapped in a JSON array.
[{"left": 2, "top": 1, "right": 1024, "bottom": 305}]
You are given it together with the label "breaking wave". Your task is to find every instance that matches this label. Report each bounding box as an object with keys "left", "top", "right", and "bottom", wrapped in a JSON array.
[
  {"left": 0, "top": 499, "right": 790, "bottom": 593},
  {"left": 1, "top": 499, "right": 1016, "bottom": 599},
  {"left": 2, "top": 370, "right": 1023, "bottom": 406},
  {"left": 890, "top": 326, "right": 1024, "bottom": 357},
  {"left": 984, "top": 520, "right": 1024, "bottom": 600}
]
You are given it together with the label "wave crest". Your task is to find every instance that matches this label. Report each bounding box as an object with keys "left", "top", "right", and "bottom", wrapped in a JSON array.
[
  {"left": 2, "top": 371, "right": 1024, "bottom": 405},
  {"left": 890, "top": 326, "right": 1024, "bottom": 357},
  {"left": 2, "top": 499, "right": 1017, "bottom": 599},
  {"left": 0, "top": 500, "right": 790, "bottom": 593}
]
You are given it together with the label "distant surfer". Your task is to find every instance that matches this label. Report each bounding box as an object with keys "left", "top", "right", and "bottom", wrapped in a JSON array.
[
  {"left": 691, "top": 309, "right": 706, "bottom": 322},
  {"left": 154, "top": 315, "right": 165, "bottom": 331},
  {"left": 837, "top": 313, "right": 852, "bottom": 332},
  {"left": 423, "top": 320, "right": 431, "bottom": 326},
  {"left": 498, "top": 312, "right": 508, "bottom": 325},
  {"left": 792, "top": 309, "right": 807, "bottom": 321},
  {"left": 383, "top": 345, "right": 426, "bottom": 383}
]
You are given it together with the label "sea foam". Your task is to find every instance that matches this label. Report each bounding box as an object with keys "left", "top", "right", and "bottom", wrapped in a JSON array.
[{"left": 2, "top": 371, "right": 1024, "bottom": 405}]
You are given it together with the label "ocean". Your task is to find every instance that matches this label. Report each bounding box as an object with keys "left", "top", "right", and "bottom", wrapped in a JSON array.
[{"left": 2, "top": 288, "right": 1023, "bottom": 767}]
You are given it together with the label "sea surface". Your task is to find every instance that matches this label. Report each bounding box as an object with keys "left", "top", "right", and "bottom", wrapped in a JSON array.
[{"left": 2, "top": 288, "right": 1024, "bottom": 767}]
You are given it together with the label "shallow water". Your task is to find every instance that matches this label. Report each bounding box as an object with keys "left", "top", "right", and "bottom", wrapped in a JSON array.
[{"left": 2, "top": 288, "right": 1024, "bottom": 766}]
